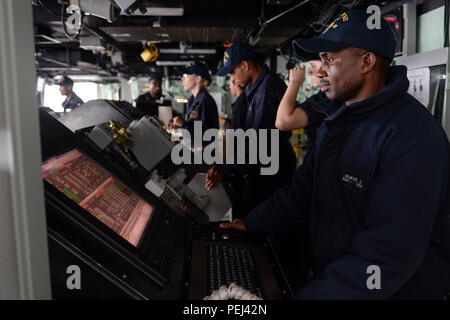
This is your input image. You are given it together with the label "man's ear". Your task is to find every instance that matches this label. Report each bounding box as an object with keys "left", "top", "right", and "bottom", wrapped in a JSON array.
[
  {"left": 361, "top": 52, "right": 377, "bottom": 74},
  {"left": 241, "top": 60, "right": 250, "bottom": 72}
]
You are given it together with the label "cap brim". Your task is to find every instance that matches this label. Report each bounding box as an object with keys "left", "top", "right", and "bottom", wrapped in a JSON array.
[
  {"left": 56, "top": 81, "right": 70, "bottom": 86},
  {"left": 175, "top": 66, "right": 189, "bottom": 75},
  {"left": 216, "top": 61, "right": 240, "bottom": 76},
  {"left": 293, "top": 38, "right": 350, "bottom": 61}
]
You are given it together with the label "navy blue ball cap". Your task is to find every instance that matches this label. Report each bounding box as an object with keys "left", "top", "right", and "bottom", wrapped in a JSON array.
[
  {"left": 149, "top": 72, "right": 162, "bottom": 81},
  {"left": 293, "top": 8, "right": 397, "bottom": 62},
  {"left": 216, "top": 43, "right": 256, "bottom": 76},
  {"left": 55, "top": 75, "right": 74, "bottom": 86},
  {"left": 176, "top": 60, "right": 211, "bottom": 80},
  {"left": 292, "top": 46, "right": 320, "bottom": 62}
]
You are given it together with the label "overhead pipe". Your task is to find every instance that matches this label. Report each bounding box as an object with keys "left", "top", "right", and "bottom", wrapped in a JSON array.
[
  {"left": 250, "top": 0, "right": 311, "bottom": 45},
  {"left": 381, "top": 0, "right": 426, "bottom": 14},
  {"left": 159, "top": 48, "right": 216, "bottom": 54},
  {"left": 156, "top": 61, "right": 192, "bottom": 66},
  {"left": 82, "top": 21, "right": 134, "bottom": 56}
]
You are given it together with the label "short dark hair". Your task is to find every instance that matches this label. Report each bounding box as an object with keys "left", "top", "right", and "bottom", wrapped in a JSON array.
[
  {"left": 241, "top": 59, "right": 263, "bottom": 72},
  {"left": 350, "top": 47, "right": 390, "bottom": 75},
  {"left": 375, "top": 54, "right": 390, "bottom": 74}
]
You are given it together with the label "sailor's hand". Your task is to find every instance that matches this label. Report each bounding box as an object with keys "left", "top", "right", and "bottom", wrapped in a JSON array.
[
  {"left": 220, "top": 219, "right": 247, "bottom": 232},
  {"left": 289, "top": 65, "right": 306, "bottom": 86},
  {"left": 167, "top": 118, "right": 174, "bottom": 130},
  {"left": 205, "top": 165, "right": 224, "bottom": 190},
  {"left": 168, "top": 116, "right": 183, "bottom": 130}
]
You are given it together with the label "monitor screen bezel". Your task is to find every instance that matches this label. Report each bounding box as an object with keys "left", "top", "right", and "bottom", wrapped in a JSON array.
[{"left": 41, "top": 146, "right": 163, "bottom": 255}]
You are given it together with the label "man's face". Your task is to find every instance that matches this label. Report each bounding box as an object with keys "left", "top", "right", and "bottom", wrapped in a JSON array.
[
  {"left": 230, "top": 62, "right": 250, "bottom": 88},
  {"left": 59, "top": 85, "right": 71, "bottom": 96},
  {"left": 181, "top": 73, "right": 200, "bottom": 91},
  {"left": 317, "top": 48, "right": 365, "bottom": 102},
  {"left": 149, "top": 79, "right": 162, "bottom": 98},
  {"left": 309, "top": 60, "right": 322, "bottom": 88},
  {"left": 229, "top": 75, "right": 243, "bottom": 96}
]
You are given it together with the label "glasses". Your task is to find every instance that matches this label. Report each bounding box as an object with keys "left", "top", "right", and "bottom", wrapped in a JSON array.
[{"left": 182, "top": 73, "right": 200, "bottom": 80}]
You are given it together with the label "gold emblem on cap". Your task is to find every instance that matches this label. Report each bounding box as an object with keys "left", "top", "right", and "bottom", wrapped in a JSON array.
[
  {"left": 322, "top": 21, "right": 338, "bottom": 34},
  {"left": 224, "top": 51, "right": 230, "bottom": 64}
]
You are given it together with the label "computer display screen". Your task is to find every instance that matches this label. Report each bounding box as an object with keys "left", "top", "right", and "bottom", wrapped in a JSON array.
[{"left": 42, "top": 149, "right": 153, "bottom": 247}]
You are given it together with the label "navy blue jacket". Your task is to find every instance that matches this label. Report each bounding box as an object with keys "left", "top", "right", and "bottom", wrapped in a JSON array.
[
  {"left": 62, "top": 92, "right": 84, "bottom": 113},
  {"left": 244, "top": 66, "right": 450, "bottom": 299},
  {"left": 231, "top": 93, "right": 248, "bottom": 130},
  {"left": 225, "top": 65, "right": 297, "bottom": 212},
  {"left": 296, "top": 91, "right": 341, "bottom": 147},
  {"left": 183, "top": 87, "right": 219, "bottom": 146},
  {"left": 135, "top": 92, "right": 163, "bottom": 117}
]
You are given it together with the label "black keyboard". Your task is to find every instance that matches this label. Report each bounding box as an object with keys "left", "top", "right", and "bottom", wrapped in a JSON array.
[{"left": 207, "top": 244, "right": 264, "bottom": 299}]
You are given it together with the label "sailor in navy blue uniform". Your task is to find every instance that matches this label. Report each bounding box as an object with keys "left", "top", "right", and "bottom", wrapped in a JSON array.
[
  {"left": 229, "top": 74, "right": 247, "bottom": 130},
  {"left": 169, "top": 61, "right": 219, "bottom": 147},
  {"left": 135, "top": 73, "right": 164, "bottom": 117},
  {"left": 276, "top": 60, "right": 341, "bottom": 148},
  {"left": 221, "top": 9, "right": 450, "bottom": 299},
  {"left": 206, "top": 43, "right": 297, "bottom": 217},
  {"left": 206, "top": 43, "right": 301, "bottom": 291},
  {"left": 56, "top": 76, "right": 84, "bottom": 113}
]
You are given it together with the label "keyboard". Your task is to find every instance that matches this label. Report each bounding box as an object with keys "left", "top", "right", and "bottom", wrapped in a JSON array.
[{"left": 207, "top": 244, "right": 264, "bottom": 299}]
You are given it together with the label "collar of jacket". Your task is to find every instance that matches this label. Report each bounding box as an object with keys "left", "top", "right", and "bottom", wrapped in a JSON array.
[
  {"left": 245, "top": 64, "right": 269, "bottom": 99},
  {"left": 325, "top": 65, "right": 410, "bottom": 124},
  {"left": 146, "top": 92, "right": 162, "bottom": 100},
  {"left": 232, "top": 92, "right": 247, "bottom": 106},
  {"left": 63, "top": 93, "right": 75, "bottom": 105},
  {"left": 188, "top": 87, "right": 207, "bottom": 107},
  {"left": 307, "top": 91, "right": 342, "bottom": 115}
]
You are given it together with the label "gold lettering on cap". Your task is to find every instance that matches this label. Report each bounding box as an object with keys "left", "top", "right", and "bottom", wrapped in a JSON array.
[
  {"left": 224, "top": 51, "right": 230, "bottom": 64},
  {"left": 323, "top": 21, "right": 338, "bottom": 34}
]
